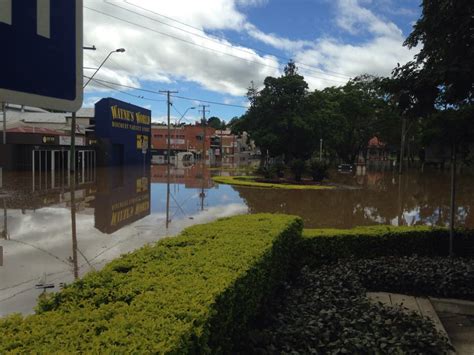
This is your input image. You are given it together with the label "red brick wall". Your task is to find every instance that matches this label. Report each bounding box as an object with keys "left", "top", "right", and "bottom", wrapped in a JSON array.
[{"left": 151, "top": 125, "right": 215, "bottom": 152}]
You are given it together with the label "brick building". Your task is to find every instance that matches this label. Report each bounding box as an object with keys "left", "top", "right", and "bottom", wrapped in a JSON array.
[{"left": 151, "top": 124, "right": 216, "bottom": 164}]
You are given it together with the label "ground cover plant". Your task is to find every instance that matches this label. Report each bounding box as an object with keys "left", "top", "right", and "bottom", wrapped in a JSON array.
[
  {"left": 240, "top": 226, "right": 474, "bottom": 354},
  {"left": 0, "top": 214, "right": 302, "bottom": 354},
  {"left": 243, "top": 261, "right": 455, "bottom": 354}
]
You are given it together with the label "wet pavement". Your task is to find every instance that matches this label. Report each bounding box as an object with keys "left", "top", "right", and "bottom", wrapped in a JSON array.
[{"left": 1, "top": 164, "right": 473, "bottom": 316}]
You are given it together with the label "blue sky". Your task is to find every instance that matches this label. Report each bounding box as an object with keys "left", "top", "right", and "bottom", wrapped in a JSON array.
[{"left": 83, "top": 0, "right": 421, "bottom": 123}]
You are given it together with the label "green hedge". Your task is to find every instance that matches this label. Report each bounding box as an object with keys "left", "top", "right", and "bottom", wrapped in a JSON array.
[
  {"left": 0, "top": 214, "right": 302, "bottom": 354},
  {"left": 300, "top": 225, "right": 474, "bottom": 266}
]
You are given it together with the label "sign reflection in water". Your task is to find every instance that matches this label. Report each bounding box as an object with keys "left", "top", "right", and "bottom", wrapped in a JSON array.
[{"left": 0, "top": 163, "right": 247, "bottom": 316}]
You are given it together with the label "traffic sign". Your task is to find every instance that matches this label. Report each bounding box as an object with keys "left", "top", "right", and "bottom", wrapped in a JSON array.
[{"left": 0, "top": 0, "right": 83, "bottom": 111}]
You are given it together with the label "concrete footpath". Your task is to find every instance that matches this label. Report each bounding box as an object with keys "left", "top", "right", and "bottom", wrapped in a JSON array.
[{"left": 367, "top": 292, "right": 474, "bottom": 355}]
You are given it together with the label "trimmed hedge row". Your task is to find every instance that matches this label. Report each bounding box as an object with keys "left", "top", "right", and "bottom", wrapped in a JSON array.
[
  {"left": 0, "top": 214, "right": 302, "bottom": 354},
  {"left": 301, "top": 225, "right": 474, "bottom": 266}
]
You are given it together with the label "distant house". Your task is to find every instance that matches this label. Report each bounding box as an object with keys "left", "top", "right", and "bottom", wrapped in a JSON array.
[{"left": 367, "top": 136, "right": 389, "bottom": 161}]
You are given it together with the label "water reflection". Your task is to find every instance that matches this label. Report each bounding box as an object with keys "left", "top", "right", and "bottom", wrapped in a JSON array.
[
  {"left": 234, "top": 170, "right": 474, "bottom": 229},
  {"left": 0, "top": 164, "right": 247, "bottom": 316},
  {"left": 1, "top": 164, "right": 472, "bottom": 316}
]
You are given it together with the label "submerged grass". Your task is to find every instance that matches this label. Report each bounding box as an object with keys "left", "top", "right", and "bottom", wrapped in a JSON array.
[{"left": 212, "top": 175, "right": 334, "bottom": 190}]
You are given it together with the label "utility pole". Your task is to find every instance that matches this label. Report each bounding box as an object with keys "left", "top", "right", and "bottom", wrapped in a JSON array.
[
  {"left": 198, "top": 105, "right": 210, "bottom": 162},
  {"left": 159, "top": 90, "right": 179, "bottom": 164},
  {"left": 160, "top": 90, "right": 178, "bottom": 229}
]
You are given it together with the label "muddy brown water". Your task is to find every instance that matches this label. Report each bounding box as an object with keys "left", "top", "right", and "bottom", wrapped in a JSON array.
[{"left": 0, "top": 164, "right": 473, "bottom": 316}]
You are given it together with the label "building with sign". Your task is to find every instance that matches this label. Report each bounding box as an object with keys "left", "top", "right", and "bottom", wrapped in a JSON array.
[
  {"left": 94, "top": 98, "right": 151, "bottom": 166},
  {"left": 0, "top": 98, "right": 151, "bottom": 170}
]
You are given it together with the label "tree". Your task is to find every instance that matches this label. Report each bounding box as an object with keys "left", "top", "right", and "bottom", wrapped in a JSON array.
[
  {"left": 242, "top": 61, "right": 313, "bottom": 162},
  {"left": 403, "top": 0, "right": 473, "bottom": 107},
  {"left": 207, "top": 116, "right": 225, "bottom": 130},
  {"left": 392, "top": 0, "right": 474, "bottom": 255},
  {"left": 307, "top": 75, "right": 399, "bottom": 163}
]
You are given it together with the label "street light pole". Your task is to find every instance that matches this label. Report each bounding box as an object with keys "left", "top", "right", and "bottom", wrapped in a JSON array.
[
  {"left": 83, "top": 48, "right": 125, "bottom": 89},
  {"left": 72, "top": 48, "right": 125, "bottom": 173}
]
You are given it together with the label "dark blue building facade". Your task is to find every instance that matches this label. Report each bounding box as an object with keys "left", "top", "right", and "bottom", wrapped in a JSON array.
[{"left": 94, "top": 98, "right": 152, "bottom": 166}]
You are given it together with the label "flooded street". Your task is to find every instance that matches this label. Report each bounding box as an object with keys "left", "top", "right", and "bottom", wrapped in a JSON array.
[{"left": 1, "top": 164, "right": 473, "bottom": 316}]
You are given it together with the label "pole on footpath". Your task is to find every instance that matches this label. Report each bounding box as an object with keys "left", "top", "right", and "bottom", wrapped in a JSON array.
[
  {"left": 2, "top": 102, "right": 6, "bottom": 145},
  {"left": 399, "top": 118, "right": 407, "bottom": 174},
  {"left": 449, "top": 142, "right": 457, "bottom": 257},
  {"left": 199, "top": 105, "right": 210, "bottom": 162},
  {"left": 70, "top": 112, "right": 76, "bottom": 173}
]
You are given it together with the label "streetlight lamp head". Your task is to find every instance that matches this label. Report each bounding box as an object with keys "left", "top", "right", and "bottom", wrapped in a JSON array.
[{"left": 116, "top": 48, "right": 126, "bottom": 53}]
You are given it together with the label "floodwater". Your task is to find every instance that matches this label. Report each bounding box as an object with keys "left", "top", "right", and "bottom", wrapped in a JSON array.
[{"left": 0, "top": 163, "right": 473, "bottom": 316}]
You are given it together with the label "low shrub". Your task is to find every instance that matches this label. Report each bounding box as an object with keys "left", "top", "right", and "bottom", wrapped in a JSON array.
[
  {"left": 255, "top": 164, "right": 276, "bottom": 179},
  {"left": 0, "top": 214, "right": 303, "bottom": 354},
  {"left": 244, "top": 262, "right": 453, "bottom": 354},
  {"left": 308, "top": 158, "right": 329, "bottom": 182},
  {"left": 289, "top": 158, "right": 306, "bottom": 181},
  {"left": 301, "top": 225, "right": 474, "bottom": 267},
  {"left": 273, "top": 162, "right": 286, "bottom": 178}
]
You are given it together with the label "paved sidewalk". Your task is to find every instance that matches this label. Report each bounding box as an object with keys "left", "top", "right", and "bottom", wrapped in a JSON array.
[{"left": 367, "top": 292, "right": 474, "bottom": 355}]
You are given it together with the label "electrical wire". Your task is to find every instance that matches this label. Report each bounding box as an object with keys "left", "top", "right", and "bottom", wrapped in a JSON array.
[
  {"left": 87, "top": 76, "right": 166, "bottom": 103},
  {"left": 84, "top": 76, "right": 248, "bottom": 108},
  {"left": 84, "top": 6, "right": 347, "bottom": 84},
  {"left": 107, "top": 0, "right": 351, "bottom": 80}
]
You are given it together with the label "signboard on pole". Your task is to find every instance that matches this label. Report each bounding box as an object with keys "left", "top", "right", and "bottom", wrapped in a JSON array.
[{"left": 0, "top": 0, "right": 83, "bottom": 111}]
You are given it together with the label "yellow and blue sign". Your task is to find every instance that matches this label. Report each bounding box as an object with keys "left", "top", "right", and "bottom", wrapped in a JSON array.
[{"left": 95, "top": 98, "right": 152, "bottom": 166}]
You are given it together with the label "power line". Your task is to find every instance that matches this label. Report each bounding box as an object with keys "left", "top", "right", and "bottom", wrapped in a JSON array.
[
  {"left": 86, "top": 76, "right": 166, "bottom": 103},
  {"left": 84, "top": 6, "right": 347, "bottom": 84},
  {"left": 84, "top": 76, "right": 248, "bottom": 108},
  {"left": 107, "top": 0, "right": 351, "bottom": 80}
]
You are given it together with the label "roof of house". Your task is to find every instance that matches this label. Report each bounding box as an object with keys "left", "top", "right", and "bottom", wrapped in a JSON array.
[{"left": 368, "top": 136, "right": 386, "bottom": 148}]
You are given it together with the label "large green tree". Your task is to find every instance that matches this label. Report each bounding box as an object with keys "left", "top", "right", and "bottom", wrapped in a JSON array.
[
  {"left": 391, "top": 0, "right": 474, "bottom": 255},
  {"left": 394, "top": 0, "right": 473, "bottom": 109},
  {"left": 308, "top": 75, "right": 400, "bottom": 163},
  {"left": 243, "top": 61, "right": 313, "bottom": 162}
]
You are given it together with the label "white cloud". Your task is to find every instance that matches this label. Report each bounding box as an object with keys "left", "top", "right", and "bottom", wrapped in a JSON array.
[
  {"left": 83, "top": 0, "right": 278, "bottom": 96},
  {"left": 290, "top": 0, "right": 416, "bottom": 90},
  {"left": 82, "top": 0, "right": 416, "bottom": 98},
  {"left": 244, "top": 23, "right": 312, "bottom": 52},
  {"left": 335, "top": 0, "right": 402, "bottom": 38}
]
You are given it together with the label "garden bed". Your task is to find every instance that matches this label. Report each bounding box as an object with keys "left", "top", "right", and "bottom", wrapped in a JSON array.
[
  {"left": 212, "top": 175, "right": 334, "bottom": 190},
  {"left": 242, "top": 258, "right": 465, "bottom": 354}
]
